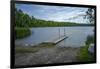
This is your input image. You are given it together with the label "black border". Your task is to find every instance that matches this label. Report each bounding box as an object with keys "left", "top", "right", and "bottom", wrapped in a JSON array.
[{"left": 11, "top": 1, "right": 97, "bottom": 69}]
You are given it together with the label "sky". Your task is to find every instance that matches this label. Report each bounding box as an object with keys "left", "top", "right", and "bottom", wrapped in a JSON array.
[{"left": 15, "top": 3, "right": 90, "bottom": 24}]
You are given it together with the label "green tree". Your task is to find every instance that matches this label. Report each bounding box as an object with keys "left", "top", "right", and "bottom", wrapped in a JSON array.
[{"left": 84, "top": 8, "right": 95, "bottom": 24}]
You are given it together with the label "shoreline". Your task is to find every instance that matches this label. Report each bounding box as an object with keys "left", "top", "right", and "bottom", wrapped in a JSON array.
[{"left": 15, "top": 43, "right": 81, "bottom": 66}]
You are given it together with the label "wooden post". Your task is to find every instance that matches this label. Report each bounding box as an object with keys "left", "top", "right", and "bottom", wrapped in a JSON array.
[
  {"left": 59, "top": 28, "right": 60, "bottom": 38},
  {"left": 64, "top": 28, "right": 65, "bottom": 36}
]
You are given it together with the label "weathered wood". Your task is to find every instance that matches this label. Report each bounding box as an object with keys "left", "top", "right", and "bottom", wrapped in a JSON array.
[
  {"left": 54, "top": 36, "right": 68, "bottom": 44},
  {"left": 44, "top": 36, "right": 68, "bottom": 44}
]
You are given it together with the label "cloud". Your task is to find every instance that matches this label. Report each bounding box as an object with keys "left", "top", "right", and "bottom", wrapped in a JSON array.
[{"left": 15, "top": 3, "right": 89, "bottom": 23}]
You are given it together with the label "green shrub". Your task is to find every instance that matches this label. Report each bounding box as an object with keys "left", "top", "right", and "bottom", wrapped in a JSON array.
[
  {"left": 78, "top": 45, "right": 94, "bottom": 62},
  {"left": 85, "top": 35, "right": 94, "bottom": 45},
  {"left": 15, "top": 27, "right": 31, "bottom": 39},
  {"left": 78, "top": 35, "right": 95, "bottom": 62}
]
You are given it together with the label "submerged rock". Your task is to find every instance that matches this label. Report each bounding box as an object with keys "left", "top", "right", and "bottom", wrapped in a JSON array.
[{"left": 88, "top": 43, "right": 94, "bottom": 54}]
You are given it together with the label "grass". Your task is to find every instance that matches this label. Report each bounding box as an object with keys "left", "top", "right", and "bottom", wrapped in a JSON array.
[
  {"left": 34, "top": 43, "right": 56, "bottom": 48},
  {"left": 78, "top": 45, "right": 95, "bottom": 62},
  {"left": 15, "top": 27, "right": 31, "bottom": 39},
  {"left": 77, "top": 35, "right": 95, "bottom": 62},
  {"left": 15, "top": 47, "right": 39, "bottom": 53}
]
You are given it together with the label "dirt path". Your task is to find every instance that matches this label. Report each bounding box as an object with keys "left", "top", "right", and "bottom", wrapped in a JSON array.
[{"left": 15, "top": 46, "right": 81, "bottom": 66}]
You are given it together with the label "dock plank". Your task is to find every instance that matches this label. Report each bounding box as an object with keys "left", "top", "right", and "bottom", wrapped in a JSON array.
[{"left": 43, "top": 36, "right": 68, "bottom": 44}]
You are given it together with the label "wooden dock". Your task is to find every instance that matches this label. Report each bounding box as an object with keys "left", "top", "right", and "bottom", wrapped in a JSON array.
[{"left": 43, "top": 36, "right": 68, "bottom": 44}]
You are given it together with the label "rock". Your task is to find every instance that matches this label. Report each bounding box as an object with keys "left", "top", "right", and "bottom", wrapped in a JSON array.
[
  {"left": 88, "top": 43, "right": 94, "bottom": 54},
  {"left": 25, "top": 44, "right": 29, "bottom": 46}
]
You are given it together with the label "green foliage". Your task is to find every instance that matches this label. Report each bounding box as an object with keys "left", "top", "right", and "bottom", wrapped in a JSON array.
[
  {"left": 78, "top": 35, "right": 95, "bottom": 62},
  {"left": 78, "top": 45, "right": 94, "bottom": 62},
  {"left": 15, "top": 8, "right": 33, "bottom": 27},
  {"left": 85, "top": 35, "right": 94, "bottom": 45},
  {"left": 15, "top": 27, "right": 31, "bottom": 39}
]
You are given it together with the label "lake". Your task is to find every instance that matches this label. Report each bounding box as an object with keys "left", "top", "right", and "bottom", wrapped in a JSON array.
[{"left": 15, "top": 27, "right": 94, "bottom": 47}]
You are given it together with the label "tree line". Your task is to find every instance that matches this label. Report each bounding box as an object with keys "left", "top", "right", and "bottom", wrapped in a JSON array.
[{"left": 15, "top": 8, "right": 94, "bottom": 27}]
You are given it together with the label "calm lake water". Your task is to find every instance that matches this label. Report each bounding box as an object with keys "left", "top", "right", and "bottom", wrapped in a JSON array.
[{"left": 15, "top": 27, "right": 94, "bottom": 47}]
